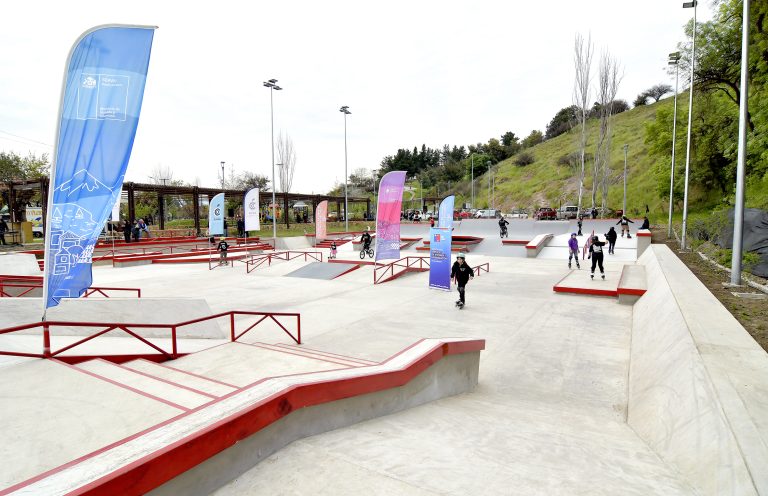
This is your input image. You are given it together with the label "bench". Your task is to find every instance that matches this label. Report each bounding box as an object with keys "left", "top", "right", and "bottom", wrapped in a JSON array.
[
  {"left": 617, "top": 264, "right": 647, "bottom": 305},
  {"left": 525, "top": 233, "right": 552, "bottom": 258}
]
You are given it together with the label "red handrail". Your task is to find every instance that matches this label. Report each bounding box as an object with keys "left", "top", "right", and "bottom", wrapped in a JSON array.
[
  {"left": 244, "top": 251, "right": 323, "bottom": 274},
  {"left": 373, "top": 256, "right": 430, "bottom": 284},
  {"left": 0, "top": 276, "right": 141, "bottom": 299},
  {"left": 0, "top": 310, "right": 300, "bottom": 361},
  {"left": 472, "top": 263, "right": 490, "bottom": 276}
]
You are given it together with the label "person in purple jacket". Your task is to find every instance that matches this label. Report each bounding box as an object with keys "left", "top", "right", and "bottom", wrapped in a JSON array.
[{"left": 567, "top": 233, "right": 581, "bottom": 269}]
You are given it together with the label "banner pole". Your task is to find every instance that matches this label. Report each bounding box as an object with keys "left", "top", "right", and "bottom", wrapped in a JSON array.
[{"left": 41, "top": 24, "right": 157, "bottom": 322}]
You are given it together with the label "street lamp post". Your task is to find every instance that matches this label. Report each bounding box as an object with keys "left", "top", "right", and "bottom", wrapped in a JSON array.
[
  {"left": 487, "top": 161, "right": 492, "bottom": 211},
  {"left": 730, "top": 0, "right": 751, "bottom": 285},
  {"left": 668, "top": 52, "right": 681, "bottom": 237},
  {"left": 623, "top": 145, "right": 629, "bottom": 215},
  {"left": 681, "top": 0, "right": 697, "bottom": 250},
  {"left": 263, "top": 78, "right": 283, "bottom": 241},
  {"left": 470, "top": 153, "right": 475, "bottom": 209},
  {"left": 339, "top": 106, "right": 351, "bottom": 231},
  {"left": 220, "top": 161, "right": 225, "bottom": 189}
]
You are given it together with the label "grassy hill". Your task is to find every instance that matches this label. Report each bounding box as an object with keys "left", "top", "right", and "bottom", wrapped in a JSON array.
[{"left": 446, "top": 95, "right": 766, "bottom": 223}]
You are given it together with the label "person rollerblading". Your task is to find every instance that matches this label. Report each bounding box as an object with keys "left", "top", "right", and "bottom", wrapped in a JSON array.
[
  {"left": 588, "top": 235, "right": 606, "bottom": 280},
  {"left": 567, "top": 233, "right": 580, "bottom": 269}
]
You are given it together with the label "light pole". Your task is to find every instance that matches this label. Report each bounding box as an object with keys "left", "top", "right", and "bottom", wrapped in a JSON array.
[
  {"left": 623, "top": 145, "right": 629, "bottom": 215},
  {"left": 487, "top": 161, "right": 492, "bottom": 211},
  {"left": 470, "top": 153, "right": 476, "bottom": 210},
  {"left": 681, "top": 0, "right": 697, "bottom": 250},
  {"left": 339, "top": 106, "right": 351, "bottom": 231},
  {"left": 730, "top": 0, "right": 751, "bottom": 285},
  {"left": 263, "top": 78, "right": 282, "bottom": 240},
  {"left": 668, "top": 52, "right": 681, "bottom": 237},
  {"left": 220, "top": 161, "right": 225, "bottom": 189}
]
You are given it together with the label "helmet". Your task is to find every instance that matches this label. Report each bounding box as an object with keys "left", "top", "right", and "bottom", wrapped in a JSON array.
[
  {"left": 592, "top": 235, "right": 599, "bottom": 241},
  {"left": 457, "top": 252, "right": 466, "bottom": 260},
  {"left": 571, "top": 232, "right": 577, "bottom": 236}
]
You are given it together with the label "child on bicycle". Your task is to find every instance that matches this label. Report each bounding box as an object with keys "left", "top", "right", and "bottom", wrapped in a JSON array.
[
  {"left": 498, "top": 217, "right": 509, "bottom": 237},
  {"left": 360, "top": 230, "right": 372, "bottom": 251}
]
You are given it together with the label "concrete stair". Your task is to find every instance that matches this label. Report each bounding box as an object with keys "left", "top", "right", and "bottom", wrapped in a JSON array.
[
  {"left": 75, "top": 358, "right": 215, "bottom": 410},
  {"left": 122, "top": 358, "right": 239, "bottom": 397}
]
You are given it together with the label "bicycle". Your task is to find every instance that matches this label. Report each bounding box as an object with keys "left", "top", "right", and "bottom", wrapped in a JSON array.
[
  {"left": 359, "top": 245, "right": 374, "bottom": 259},
  {"left": 499, "top": 225, "right": 508, "bottom": 238}
]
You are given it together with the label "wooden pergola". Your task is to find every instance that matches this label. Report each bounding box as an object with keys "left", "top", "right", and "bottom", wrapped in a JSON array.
[{"left": 3, "top": 178, "right": 370, "bottom": 235}]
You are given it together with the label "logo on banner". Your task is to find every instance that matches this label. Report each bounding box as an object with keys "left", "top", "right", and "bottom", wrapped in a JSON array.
[
  {"left": 214, "top": 207, "right": 221, "bottom": 216},
  {"left": 82, "top": 76, "right": 97, "bottom": 88},
  {"left": 249, "top": 199, "right": 256, "bottom": 210},
  {"left": 434, "top": 233, "right": 441, "bottom": 242}
]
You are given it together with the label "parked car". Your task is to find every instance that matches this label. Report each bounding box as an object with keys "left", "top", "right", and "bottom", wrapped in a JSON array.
[
  {"left": 455, "top": 210, "right": 472, "bottom": 219},
  {"left": 535, "top": 207, "right": 557, "bottom": 221},
  {"left": 474, "top": 209, "right": 500, "bottom": 219},
  {"left": 508, "top": 209, "right": 528, "bottom": 219},
  {"left": 557, "top": 205, "right": 579, "bottom": 220}
]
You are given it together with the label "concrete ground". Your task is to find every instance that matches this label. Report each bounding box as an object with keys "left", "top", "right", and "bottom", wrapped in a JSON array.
[{"left": 2, "top": 219, "right": 759, "bottom": 495}]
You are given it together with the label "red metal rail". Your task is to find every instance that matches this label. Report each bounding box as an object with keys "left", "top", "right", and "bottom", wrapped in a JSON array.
[
  {"left": 244, "top": 251, "right": 323, "bottom": 274},
  {"left": 0, "top": 275, "right": 141, "bottom": 299},
  {"left": 472, "top": 262, "right": 490, "bottom": 276},
  {"left": 373, "top": 256, "right": 430, "bottom": 284},
  {"left": 0, "top": 310, "right": 300, "bottom": 362}
]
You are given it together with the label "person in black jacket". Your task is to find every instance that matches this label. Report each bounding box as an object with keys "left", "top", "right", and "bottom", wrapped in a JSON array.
[
  {"left": 588, "top": 235, "right": 606, "bottom": 280},
  {"left": 640, "top": 216, "right": 650, "bottom": 230},
  {"left": 617, "top": 215, "right": 634, "bottom": 238},
  {"left": 216, "top": 237, "right": 229, "bottom": 265},
  {"left": 122, "top": 220, "right": 132, "bottom": 243},
  {"left": 605, "top": 227, "right": 618, "bottom": 255},
  {"left": 450, "top": 253, "right": 474, "bottom": 308}
]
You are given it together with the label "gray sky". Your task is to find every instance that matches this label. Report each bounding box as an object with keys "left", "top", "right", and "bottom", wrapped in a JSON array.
[{"left": 1, "top": 0, "right": 713, "bottom": 193}]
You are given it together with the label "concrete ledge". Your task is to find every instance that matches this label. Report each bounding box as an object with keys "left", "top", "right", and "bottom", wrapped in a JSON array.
[
  {"left": 629, "top": 245, "right": 768, "bottom": 495},
  {"left": 617, "top": 265, "right": 647, "bottom": 305},
  {"left": 4, "top": 338, "right": 484, "bottom": 496},
  {"left": 636, "top": 229, "right": 651, "bottom": 257},
  {"left": 525, "top": 234, "right": 552, "bottom": 258},
  {"left": 0, "top": 253, "right": 41, "bottom": 276},
  {"left": 502, "top": 239, "right": 529, "bottom": 245}
]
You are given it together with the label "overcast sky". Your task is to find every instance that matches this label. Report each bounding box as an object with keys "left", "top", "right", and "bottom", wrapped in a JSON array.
[{"left": 1, "top": 0, "right": 713, "bottom": 193}]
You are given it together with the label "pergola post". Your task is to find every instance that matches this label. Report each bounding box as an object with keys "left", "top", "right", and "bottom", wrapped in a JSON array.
[
  {"left": 192, "top": 187, "right": 200, "bottom": 236},
  {"left": 157, "top": 192, "right": 165, "bottom": 231},
  {"left": 126, "top": 183, "right": 136, "bottom": 224}
]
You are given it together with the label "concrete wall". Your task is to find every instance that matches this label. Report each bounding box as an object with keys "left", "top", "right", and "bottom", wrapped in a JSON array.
[
  {"left": 629, "top": 245, "right": 767, "bottom": 495},
  {"left": 0, "top": 298, "right": 226, "bottom": 339},
  {"left": 149, "top": 351, "right": 480, "bottom": 496},
  {"left": 0, "top": 253, "right": 40, "bottom": 276},
  {"left": 274, "top": 236, "right": 311, "bottom": 251}
]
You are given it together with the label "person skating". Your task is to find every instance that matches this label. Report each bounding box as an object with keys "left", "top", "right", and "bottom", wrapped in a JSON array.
[
  {"left": 576, "top": 216, "right": 583, "bottom": 236},
  {"left": 588, "top": 235, "right": 606, "bottom": 280},
  {"left": 216, "top": 237, "right": 229, "bottom": 265},
  {"left": 605, "top": 227, "right": 618, "bottom": 255},
  {"left": 450, "top": 253, "right": 474, "bottom": 309},
  {"left": 329, "top": 241, "right": 337, "bottom": 259},
  {"left": 617, "top": 215, "right": 634, "bottom": 238},
  {"left": 567, "top": 233, "right": 580, "bottom": 269}
]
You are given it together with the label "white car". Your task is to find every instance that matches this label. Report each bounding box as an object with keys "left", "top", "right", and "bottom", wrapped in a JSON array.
[
  {"left": 474, "top": 209, "right": 499, "bottom": 219},
  {"left": 508, "top": 210, "right": 528, "bottom": 219}
]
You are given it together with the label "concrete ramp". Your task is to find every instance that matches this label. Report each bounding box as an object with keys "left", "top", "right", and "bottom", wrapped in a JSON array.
[
  {"left": 0, "top": 253, "right": 40, "bottom": 276},
  {"left": 629, "top": 245, "right": 768, "bottom": 495},
  {"left": 0, "top": 298, "right": 226, "bottom": 339},
  {"left": 285, "top": 262, "right": 359, "bottom": 280}
]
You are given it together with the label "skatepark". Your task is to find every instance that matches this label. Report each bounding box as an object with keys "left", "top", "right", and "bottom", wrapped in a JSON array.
[{"left": 1, "top": 218, "right": 766, "bottom": 495}]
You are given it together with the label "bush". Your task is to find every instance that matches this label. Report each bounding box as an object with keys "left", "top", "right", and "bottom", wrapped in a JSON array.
[{"left": 515, "top": 152, "right": 535, "bottom": 167}]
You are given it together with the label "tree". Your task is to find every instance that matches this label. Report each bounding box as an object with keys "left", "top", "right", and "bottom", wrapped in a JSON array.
[
  {"left": 233, "top": 172, "right": 270, "bottom": 191},
  {"left": 147, "top": 164, "right": 184, "bottom": 186},
  {"left": 573, "top": 33, "right": 594, "bottom": 213},
  {"left": 633, "top": 92, "right": 649, "bottom": 107},
  {"left": 592, "top": 52, "right": 623, "bottom": 213},
  {"left": 545, "top": 105, "right": 578, "bottom": 140},
  {"left": 514, "top": 152, "right": 535, "bottom": 167},
  {"left": 645, "top": 84, "right": 673, "bottom": 102},
  {"left": 612, "top": 99, "right": 630, "bottom": 114},
  {"left": 521, "top": 130, "right": 544, "bottom": 149},
  {"left": 0, "top": 151, "right": 49, "bottom": 182},
  {"left": 276, "top": 132, "right": 296, "bottom": 227}
]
